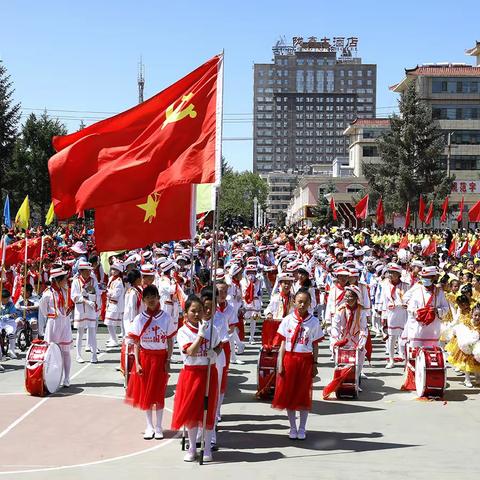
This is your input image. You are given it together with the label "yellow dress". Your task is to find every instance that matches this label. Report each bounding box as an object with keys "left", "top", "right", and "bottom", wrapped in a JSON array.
[{"left": 446, "top": 313, "right": 480, "bottom": 374}]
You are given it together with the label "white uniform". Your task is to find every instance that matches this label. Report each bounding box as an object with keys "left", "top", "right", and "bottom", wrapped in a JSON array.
[
  {"left": 105, "top": 276, "right": 125, "bottom": 325},
  {"left": 123, "top": 286, "right": 144, "bottom": 336}
]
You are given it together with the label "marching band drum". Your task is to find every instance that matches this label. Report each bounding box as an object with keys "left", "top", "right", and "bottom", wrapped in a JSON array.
[{"left": 334, "top": 347, "right": 359, "bottom": 399}]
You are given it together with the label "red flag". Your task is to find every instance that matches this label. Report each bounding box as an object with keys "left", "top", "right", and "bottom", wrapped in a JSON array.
[
  {"left": 94, "top": 184, "right": 195, "bottom": 251},
  {"left": 471, "top": 238, "right": 480, "bottom": 257},
  {"left": 440, "top": 197, "right": 449, "bottom": 223},
  {"left": 422, "top": 239, "right": 437, "bottom": 256},
  {"left": 457, "top": 196, "right": 464, "bottom": 223},
  {"left": 448, "top": 238, "right": 457, "bottom": 257},
  {"left": 355, "top": 194, "right": 369, "bottom": 220},
  {"left": 469, "top": 200, "right": 480, "bottom": 222},
  {"left": 49, "top": 55, "right": 223, "bottom": 219},
  {"left": 329, "top": 197, "right": 337, "bottom": 221},
  {"left": 0, "top": 237, "right": 43, "bottom": 267},
  {"left": 398, "top": 235, "right": 409, "bottom": 250},
  {"left": 418, "top": 195, "right": 426, "bottom": 222},
  {"left": 376, "top": 197, "right": 385, "bottom": 226},
  {"left": 458, "top": 240, "right": 469, "bottom": 257},
  {"left": 424, "top": 201, "right": 434, "bottom": 225},
  {"left": 404, "top": 202, "right": 411, "bottom": 229}
]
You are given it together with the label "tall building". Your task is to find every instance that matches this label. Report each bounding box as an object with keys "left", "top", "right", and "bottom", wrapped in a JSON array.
[
  {"left": 390, "top": 42, "right": 480, "bottom": 203},
  {"left": 253, "top": 36, "right": 377, "bottom": 175}
]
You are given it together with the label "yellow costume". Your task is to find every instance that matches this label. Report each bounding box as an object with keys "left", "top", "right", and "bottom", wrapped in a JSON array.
[{"left": 446, "top": 312, "right": 480, "bottom": 374}]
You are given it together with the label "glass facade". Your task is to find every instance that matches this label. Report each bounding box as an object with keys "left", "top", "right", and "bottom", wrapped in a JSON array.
[
  {"left": 432, "top": 106, "right": 480, "bottom": 120},
  {"left": 432, "top": 78, "right": 479, "bottom": 94}
]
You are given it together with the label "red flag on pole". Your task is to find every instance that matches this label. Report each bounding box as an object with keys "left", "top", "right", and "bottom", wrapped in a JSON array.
[
  {"left": 448, "top": 238, "right": 457, "bottom": 257},
  {"left": 49, "top": 55, "right": 223, "bottom": 219},
  {"left": 440, "top": 197, "right": 449, "bottom": 223},
  {"left": 355, "top": 194, "right": 369, "bottom": 220},
  {"left": 329, "top": 197, "right": 337, "bottom": 221},
  {"left": 376, "top": 197, "right": 385, "bottom": 226},
  {"left": 404, "top": 202, "right": 411, "bottom": 229},
  {"left": 424, "top": 201, "right": 434, "bottom": 225},
  {"left": 458, "top": 240, "right": 469, "bottom": 257},
  {"left": 457, "top": 196, "right": 464, "bottom": 223},
  {"left": 471, "top": 238, "right": 480, "bottom": 257},
  {"left": 422, "top": 239, "right": 437, "bottom": 256},
  {"left": 398, "top": 235, "right": 409, "bottom": 250},
  {"left": 469, "top": 200, "right": 480, "bottom": 222},
  {"left": 418, "top": 195, "right": 426, "bottom": 223}
]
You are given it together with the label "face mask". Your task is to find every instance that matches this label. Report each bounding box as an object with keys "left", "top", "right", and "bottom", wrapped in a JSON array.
[{"left": 423, "top": 278, "right": 433, "bottom": 287}]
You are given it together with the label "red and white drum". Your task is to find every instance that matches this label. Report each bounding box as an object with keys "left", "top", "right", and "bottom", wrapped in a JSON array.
[
  {"left": 256, "top": 347, "right": 278, "bottom": 399},
  {"left": 334, "top": 347, "right": 358, "bottom": 399},
  {"left": 25, "top": 340, "right": 63, "bottom": 396},
  {"left": 415, "top": 346, "right": 446, "bottom": 398}
]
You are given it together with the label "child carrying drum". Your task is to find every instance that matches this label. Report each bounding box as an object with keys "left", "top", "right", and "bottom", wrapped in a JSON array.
[{"left": 272, "top": 288, "right": 323, "bottom": 440}]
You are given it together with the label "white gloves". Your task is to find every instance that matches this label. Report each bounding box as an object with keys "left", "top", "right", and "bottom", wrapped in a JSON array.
[
  {"left": 206, "top": 349, "right": 216, "bottom": 360},
  {"left": 198, "top": 321, "right": 209, "bottom": 339}
]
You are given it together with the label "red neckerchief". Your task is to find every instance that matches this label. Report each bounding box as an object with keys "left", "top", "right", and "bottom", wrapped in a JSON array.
[
  {"left": 79, "top": 275, "right": 91, "bottom": 287},
  {"left": 280, "top": 291, "right": 291, "bottom": 318},
  {"left": 336, "top": 283, "right": 346, "bottom": 304},
  {"left": 345, "top": 304, "right": 358, "bottom": 333},
  {"left": 232, "top": 277, "right": 241, "bottom": 288},
  {"left": 245, "top": 279, "right": 255, "bottom": 304},
  {"left": 217, "top": 302, "right": 227, "bottom": 313},
  {"left": 51, "top": 283, "right": 65, "bottom": 311},
  {"left": 390, "top": 279, "right": 399, "bottom": 299},
  {"left": 108, "top": 274, "right": 121, "bottom": 288},
  {"left": 185, "top": 321, "right": 199, "bottom": 334},
  {"left": 291, "top": 308, "right": 309, "bottom": 352},
  {"left": 133, "top": 285, "right": 143, "bottom": 310},
  {"left": 139, "top": 305, "right": 161, "bottom": 338}
]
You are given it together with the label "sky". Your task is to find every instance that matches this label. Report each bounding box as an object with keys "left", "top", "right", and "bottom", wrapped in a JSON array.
[{"left": 1, "top": 0, "right": 478, "bottom": 172}]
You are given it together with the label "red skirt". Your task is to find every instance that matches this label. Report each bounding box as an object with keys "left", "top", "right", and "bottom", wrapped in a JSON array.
[
  {"left": 272, "top": 351, "right": 313, "bottom": 411},
  {"left": 171, "top": 364, "right": 218, "bottom": 430},
  {"left": 221, "top": 342, "right": 231, "bottom": 394},
  {"left": 125, "top": 349, "right": 169, "bottom": 410}
]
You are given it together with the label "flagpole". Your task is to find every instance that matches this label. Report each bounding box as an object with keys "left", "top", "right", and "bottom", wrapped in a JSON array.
[
  {"left": 36, "top": 235, "right": 45, "bottom": 294},
  {"left": 0, "top": 235, "right": 5, "bottom": 295},
  {"left": 22, "top": 233, "right": 28, "bottom": 321},
  {"left": 199, "top": 50, "right": 224, "bottom": 466}
]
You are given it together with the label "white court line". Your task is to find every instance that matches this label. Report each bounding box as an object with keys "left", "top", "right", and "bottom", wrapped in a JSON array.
[
  {"left": 0, "top": 352, "right": 106, "bottom": 440},
  {"left": 0, "top": 393, "right": 179, "bottom": 476}
]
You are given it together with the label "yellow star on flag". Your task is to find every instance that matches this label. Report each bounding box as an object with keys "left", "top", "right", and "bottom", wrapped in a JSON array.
[{"left": 137, "top": 193, "right": 160, "bottom": 223}]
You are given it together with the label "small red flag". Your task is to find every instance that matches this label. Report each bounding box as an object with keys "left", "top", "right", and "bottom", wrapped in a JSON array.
[
  {"left": 440, "top": 197, "right": 449, "bottom": 223},
  {"left": 94, "top": 184, "right": 195, "bottom": 251},
  {"left": 424, "top": 201, "right": 434, "bottom": 225},
  {"left": 422, "top": 239, "right": 437, "bottom": 256},
  {"left": 471, "top": 238, "right": 480, "bottom": 257},
  {"left": 469, "top": 200, "right": 480, "bottom": 222},
  {"left": 329, "top": 197, "right": 337, "bottom": 221},
  {"left": 49, "top": 55, "right": 222, "bottom": 219},
  {"left": 418, "top": 195, "right": 426, "bottom": 223},
  {"left": 376, "top": 197, "right": 385, "bottom": 226},
  {"left": 398, "top": 235, "right": 409, "bottom": 250},
  {"left": 0, "top": 237, "right": 43, "bottom": 267},
  {"left": 355, "top": 194, "right": 369, "bottom": 220},
  {"left": 457, "top": 196, "right": 464, "bottom": 223},
  {"left": 448, "top": 238, "right": 457, "bottom": 257},
  {"left": 458, "top": 240, "right": 469, "bottom": 257},
  {"left": 404, "top": 202, "right": 411, "bottom": 229}
]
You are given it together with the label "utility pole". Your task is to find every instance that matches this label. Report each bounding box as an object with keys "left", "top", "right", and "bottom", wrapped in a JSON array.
[
  {"left": 447, "top": 132, "right": 452, "bottom": 177},
  {"left": 138, "top": 56, "right": 145, "bottom": 104}
]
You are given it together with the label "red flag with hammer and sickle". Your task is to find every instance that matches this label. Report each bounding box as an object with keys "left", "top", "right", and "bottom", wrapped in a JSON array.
[{"left": 49, "top": 55, "right": 223, "bottom": 219}]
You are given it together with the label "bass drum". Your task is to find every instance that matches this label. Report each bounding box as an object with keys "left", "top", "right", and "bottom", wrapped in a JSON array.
[
  {"left": 256, "top": 347, "right": 278, "bottom": 400},
  {"left": 334, "top": 347, "right": 358, "bottom": 399},
  {"left": 415, "top": 346, "right": 446, "bottom": 398}
]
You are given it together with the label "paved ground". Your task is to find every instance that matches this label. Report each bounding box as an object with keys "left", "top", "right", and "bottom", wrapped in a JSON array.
[{"left": 1, "top": 326, "right": 480, "bottom": 479}]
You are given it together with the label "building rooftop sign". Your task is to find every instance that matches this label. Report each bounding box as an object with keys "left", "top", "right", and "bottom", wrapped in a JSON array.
[{"left": 272, "top": 36, "right": 359, "bottom": 58}]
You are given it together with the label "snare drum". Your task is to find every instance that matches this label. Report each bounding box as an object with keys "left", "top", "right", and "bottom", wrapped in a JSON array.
[
  {"left": 256, "top": 347, "right": 278, "bottom": 399},
  {"left": 334, "top": 347, "right": 358, "bottom": 399},
  {"left": 25, "top": 340, "right": 63, "bottom": 396},
  {"left": 415, "top": 346, "right": 446, "bottom": 398},
  {"left": 261, "top": 319, "right": 281, "bottom": 348}
]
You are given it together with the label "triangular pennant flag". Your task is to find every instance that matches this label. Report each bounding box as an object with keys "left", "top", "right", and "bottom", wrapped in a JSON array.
[
  {"left": 355, "top": 194, "right": 369, "bottom": 220},
  {"left": 440, "top": 197, "right": 449, "bottom": 223},
  {"left": 457, "top": 196, "right": 464, "bottom": 223},
  {"left": 376, "top": 197, "right": 385, "bottom": 226},
  {"left": 424, "top": 201, "right": 434, "bottom": 225},
  {"left": 329, "top": 197, "right": 337, "bottom": 221},
  {"left": 418, "top": 195, "right": 426, "bottom": 223},
  {"left": 3, "top": 194, "right": 11, "bottom": 228},
  {"left": 471, "top": 238, "right": 480, "bottom": 257},
  {"left": 15, "top": 196, "right": 30, "bottom": 230},
  {"left": 448, "top": 238, "right": 457, "bottom": 257},
  {"left": 458, "top": 240, "right": 469, "bottom": 257},
  {"left": 45, "top": 202, "right": 55, "bottom": 226},
  {"left": 469, "top": 200, "right": 480, "bottom": 222},
  {"left": 404, "top": 202, "right": 411, "bottom": 229},
  {"left": 398, "top": 235, "right": 409, "bottom": 250},
  {"left": 422, "top": 239, "right": 437, "bottom": 256}
]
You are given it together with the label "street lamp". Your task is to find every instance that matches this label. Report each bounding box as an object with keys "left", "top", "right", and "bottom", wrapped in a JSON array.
[{"left": 253, "top": 197, "right": 258, "bottom": 228}]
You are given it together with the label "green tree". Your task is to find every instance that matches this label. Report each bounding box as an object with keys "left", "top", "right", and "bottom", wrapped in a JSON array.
[
  {"left": 313, "top": 180, "right": 337, "bottom": 226},
  {"left": 363, "top": 83, "right": 453, "bottom": 219},
  {"left": 4, "top": 112, "right": 67, "bottom": 222},
  {"left": 0, "top": 60, "right": 21, "bottom": 197},
  {"left": 219, "top": 167, "right": 268, "bottom": 227}
]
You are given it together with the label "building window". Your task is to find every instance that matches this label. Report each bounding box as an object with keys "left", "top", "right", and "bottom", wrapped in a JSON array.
[
  {"left": 363, "top": 145, "right": 379, "bottom": 157},
  {"left": 346, "top": 184, "right": 365, "bottom": 193},
  {"left": 448, "top": 130, "right": 480, "bottom": 145},
  {"left": 432, "top": 106, "right": 480, "bottom": 120},
  {"left": 432, "top": 78, "right": 479, "bottom": 94}
]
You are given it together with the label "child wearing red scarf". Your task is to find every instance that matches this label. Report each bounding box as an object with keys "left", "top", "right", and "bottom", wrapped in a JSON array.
[
  {"left": 125, "top": 285, "right": 176, "bottom": 440},
  {"left": 272, "top": 288, "right": 324, "bottom": 440}
]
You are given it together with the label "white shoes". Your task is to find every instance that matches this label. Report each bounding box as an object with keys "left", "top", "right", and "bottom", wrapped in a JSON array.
[
  {"left": 289, "top": 428, "right": 298, "bottom": 440},
  {"left": 154, "top": 429, "right": 163, "bottom": 440},
  {"left": 76, "top": 356, "right": 85, "bottom": 364},
  {"left": 202, "top": 454, "right": 213, "bottom": 462},
  {"left": 385, "top": 360, "right": 395, "bottom": 369},
  {"left": 6, "top": 350, "right": 17, "bottom": 359},
  {"left": 232, "top": 359, "right": 245, "bottom": 365},
  {"left": 143, "top": 428, "right": 155, "bottom": 440},
  {"left": 297, "top": 429, "right": 306, "bottom": 440},
  {"left": 106, "top": 340, "right": 119, "bottom": 347},
  {"left": 90, "top": 357, "right": 98, "bottom": 364},
  {"left": 63, "top": 379, "right": 70, "bottom": 388},
  {"left": 0, "top": 364, "right": 4, "bottom": 372},
  {"left": 184, "top": 451, "right": 196, "bottom": 462},
  {"left": 465, "top": 379, "right": 474, "bottom": 388}
]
